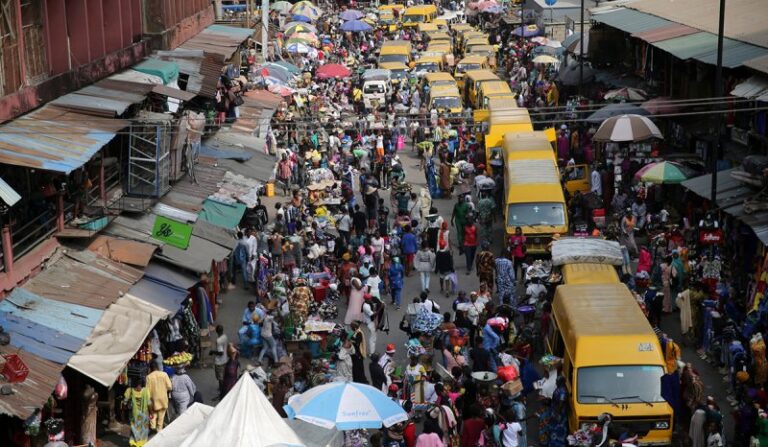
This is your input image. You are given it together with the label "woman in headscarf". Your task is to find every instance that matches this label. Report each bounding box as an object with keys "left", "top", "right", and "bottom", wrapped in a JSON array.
[
  {"left": 495, "top": 248, "right": 516, "bottom": 306},
  {"left": 350, "top": 321, "right": 369, "bottom": 384},
  {"left": 171, "top": 366, "right": 197, "bottom": 415},
  {"left": 123, "top": 378, "right": 151, "bottom": 447},
  {"left": 344, "top": 277, "right": 366, "bottom": 325},
  {"left": 222, "top": 343, "right": 240, "bottom": 396}
]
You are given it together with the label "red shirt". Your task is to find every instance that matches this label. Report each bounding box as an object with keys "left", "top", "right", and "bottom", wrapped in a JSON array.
[
  {"left": 463, "top": 225, "right": 478, "bottom": 247},
  {"left": 404, "top": 422, "right": 417, "bottom": 447},
  {"left": 461, "top": 417, "right": 485, "bottom": 447},
  {"left": 508, "top": 235, "right": 526, "bottom": 258}
]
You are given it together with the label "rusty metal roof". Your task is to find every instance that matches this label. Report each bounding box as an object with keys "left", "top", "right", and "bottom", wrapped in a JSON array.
[
  {"left": 24, "top": 249, "right": 143, "bottom": 310},
  {"left": 87, "top": 236, "right": 157, "bottom": 267},
  {"left": 153, "top": 49, "right": 222, "bottom": 98},
  {"left": 152, "top": 84, "right": 197, "bottom": 101},
  {"left": 160, "top": 163, "right": 228, "bottom": 213},
  {"left": 0, "top": 345, "right": 65, "bottom": 419},
  {"left": 0, "top": 106, "right": 129, "bottom": 173},
  {"left": 631, "top": 23, "right": 699, "bottom": 43},
  {"left": 179, "top": 24, "right": 254, "bottom": 61}
]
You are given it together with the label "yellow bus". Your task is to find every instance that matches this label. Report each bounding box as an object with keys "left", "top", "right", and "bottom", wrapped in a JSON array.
[
  {"left": 501, "top": 131, "right": 567, "bottom": 253},
  {"left": 485, "top": 107, "right": 533, "bottom": 167},
  {"left": 402, "top": 5, "right": 437, "bottom": 27},
  {"left": 379, "top": 40, "right": 412, "bottom": 66},
  {"left": 424, "top": 72, "right": 456, "bottom": 89},
  {"left": 377, "top": 5, "right": 404, "bottom": 32},
  {"left": 427, "top": 85, "right": 463, "bottom": 117},
  {"left": 462, "top": 69, "right": 498, "bottom": 105},
  {"left": 473, "top": 80, "right": 513, "bottom": 114},
  {"left": 561, "top": 262, "right": 620, "bottom": 285},
  {"left": 413, "top": 55, "right": 444, "bottom": 75},
  {"left": 417, "top": 22, "right": 439, "bottom": 33},
  {"left": 378, "top": 61, "right": 410, "bottom": 85},
  {"left": 454, "top": 55, "right": 489, "bottom": 90},
  {"left": 549, "top": 280, "right": 673, "bottom": 445},
  {"left": 467, "top": 45, "right": 497, "bottom": 68}
]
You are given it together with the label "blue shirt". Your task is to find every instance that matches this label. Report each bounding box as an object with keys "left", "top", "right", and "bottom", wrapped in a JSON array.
[
  {"left": 482, "top": 324, "right": 500, "bottom": 351},
  {"left": 401, "top": 232, "right": 418, "bottom": 255},
  {"left": 388, "top": 263, "right": 405, "bottom": 289}
]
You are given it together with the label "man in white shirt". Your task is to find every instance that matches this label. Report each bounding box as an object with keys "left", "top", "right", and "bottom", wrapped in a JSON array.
[
  {"left": 502, "top": 417, "right": 523, "bottom": 447},
  {"left": 337, "top": 209, "right": 352, "bottom": 245},
  {"left": 420, "top": 291, "right": 441, "bottom": 313},
  {"left": 590, "top": 165, "right": 602, "bottom": 196},
  {"left": 362, "top": 295, "right": 377, "bottom": 354},
  {"left": 212, "top": 325, "right": 228, "bottom": 400}
]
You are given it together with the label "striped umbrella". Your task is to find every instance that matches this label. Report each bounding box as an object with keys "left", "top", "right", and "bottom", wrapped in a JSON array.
[
  {"left": 634, "top": 161, "right": 696, "bottom": 184},
  {"left": 283, "top": 22, "right": 318, "bottom": 34},
  {"left": 284, "top": 382, "right": 409, "bottom": 430},
  {"left": 592, "top": 114, "right": 663, "bottom": 142},
  {"left": 291, "top": 1, "right": 321, "bottom": 20}
]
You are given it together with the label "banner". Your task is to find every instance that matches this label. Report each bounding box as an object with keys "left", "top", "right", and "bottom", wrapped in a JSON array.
[{"left": 152, "top": 215, "right": 193, "bottom": 249}]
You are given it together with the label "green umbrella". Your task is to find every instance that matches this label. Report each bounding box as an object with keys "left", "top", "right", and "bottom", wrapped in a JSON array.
[{"left": 635, "top": 161, "right": 696, "bottom": 184}]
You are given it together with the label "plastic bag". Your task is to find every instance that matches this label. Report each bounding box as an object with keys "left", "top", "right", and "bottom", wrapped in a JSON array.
[{"left": 54, "top": 375, "right": 68, "bottom": 400}]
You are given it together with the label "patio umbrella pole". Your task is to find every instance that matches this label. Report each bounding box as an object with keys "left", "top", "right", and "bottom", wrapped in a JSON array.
[
  {"left": 710, "top": 0, "right": 726, "bottom": 258},
  {"left": 579, "top": 0, "right": 584, "bottom": 96}
]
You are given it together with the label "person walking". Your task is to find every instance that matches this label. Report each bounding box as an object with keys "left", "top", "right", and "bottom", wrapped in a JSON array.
[
  {"left": 495, "top": 251, "right": 516, "bottom": 306},
  {"left": 463, "top": 218, "right": 478, "bottom": 275},
  {"left": 222, "top": 344, "right": 240, "bottom": 396},
  {"left": 475, "top": 241, "right": 495, "bottom": 290},
  {"left": 258, "top": 310, "right": 279, "bottom": 365},
  {"left": 415, "top": 241, "right": 437, "bottom": 293},
  {"left": 401, "top": 224, "right": 419, "bottom": 276},
  {"left": 124, "top": 379, "right": 151, "bottom": 447},
  {"left": 451, "top": 195, "right": 471, "bottom": 254},
  {"left": 507, "top": 226, "right": 526, "bottom": 281},
  {"left": 171, "top": 366, "right": 197, "bottom": 415},
  {"left": 211, "top": 325, "right": 228, "bottom": 399},
  {"left": 436, "top": 239, "right": 455, "bottom": 297},
  {"left": 351, "top": 321, "right": 369, "bottom": 384},
  {"left": 145, "top": 363, "right": 172, "bottom": 433},
  {"left": 389, "top": 257, "right": 405, "bottom": 309}
]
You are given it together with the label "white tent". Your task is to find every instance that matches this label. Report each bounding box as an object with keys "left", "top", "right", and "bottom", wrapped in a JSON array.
[
  {"left": 145, "top": 403, "right": 213, "bottom": 447},
  {"left": 182, "top": 374, "right": 303, "bottom": 447},
  {"left": 286, "top": 420, "right": 343, "bottom": 447}
]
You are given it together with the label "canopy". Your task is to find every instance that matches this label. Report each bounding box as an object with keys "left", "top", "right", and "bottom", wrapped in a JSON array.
[
  {"left": 286, "top": 420, "right": 343, "bottom": 447},
  {"left": 586, "top": 103, "right": 649, "bottom": 123},
  {"left": 283, "top": 22, "right": 318, "bottom": 34},
  {"left": 557, "top": 61, "right": 595, "bottom": 86},
  {"left": 146, "top": 404, "right": 214, "bottom": 447},
  {"left": 316, "top": 64, "right": 351, "bottom": 79},
  {"left": 178, "top": 375, "right": 304, "bottom": 447},
  {"left": 198, "top": 198, "right": 247, "bottom": 230},
  {"left": 286, "top": 42, "right": 312, "bottom": 53},
  {"left": 512, "top": 24, "right": 542, "bottom": 37},
  {"left": 273, "top": 60, "right": 302, "bottom": 74},
  {"left": 604, "top": 87, "right": 648, "bottom": 102},
  {"left": 271, "top": 1, "right": 293, "bottom": 13},
  {"left": 592, "top": 114, "right": 663, "bottom": 142},
  {"left": 339, "top": 9, "right": 364, "bottom": 20},
  {"left": 340, "top": 19, "right": 373, "bottom": 32},
  {"left": 291, "top": 1, "right": 322, "bottom": 20}
]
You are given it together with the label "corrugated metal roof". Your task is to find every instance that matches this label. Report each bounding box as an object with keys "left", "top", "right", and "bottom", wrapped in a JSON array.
[
  {"left": 592, "top": 8, "right": 672, "bottom": 34},
  {"left": 0, "top": 345, "right": 64, "bottom": 419},
  {"left": 652, "top": 32, "right": 768, "bottom": 69},
  {"left": 152, "top": 50, "right": 221, "bottom": 98},
  {"left": 631, "top": 23, "right": 699, "bottom": 43},
  {"left": 731, "top": 76, "right": 768, "bottom": 99},
  {"left": 179, "top": 24, "right": 254, "bottom": 61},
  {"left": 144, "top": 261, "right": 199, "bottom": 289},
  {"left": 681, "top": 168, "right": 768, "bottom": 245},
  {"left": 152, "top": 84, "right": 197, "bottom": 101},
  {"left": 87, "top": 236, "right": 157, "bottom": 267},
  {"left": 0, "top": 287, "right": 102, "bottom": 351},
  {"left": 745, "top": 55, "right": 768, "bottom": 76},
  {"left": 24, "top": 250, "right": 142, "bottom": 310},
  {"left": 127, "top": 277, "right": 189, "bottom": 314},
  {"left": 629, "top": 0, "right": 768, "bottom": 49},
  {"left": 0, "top": 106, "right": 128, "bottom": 173},
  {"left": 160, "top": 163, "right": 227, "bottom": 213},
  {"left": 154, "top": 203, "right": 199, "bottom": 223},
  {"left": 0, "top": 176, "right": 21, "bottom": 206}
]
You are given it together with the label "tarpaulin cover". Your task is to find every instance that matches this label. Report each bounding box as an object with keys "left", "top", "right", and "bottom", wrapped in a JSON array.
[
  {"left": 198, "top": 199, "right": 247, "bottom": 230},
  {"left": 146, "top": 403, "right": 214, "bottom": 447},
  {"left": 176, "top": 374, "right": 303, "bottom": 447},
  {"left": 67, "top": 295, "right": 167, "bottom": 386},
  {"left": 127, "top": 278, "right": 189, "bottom": 315},
  {"left": 551, "top": 237, "right": 624, "bottom": 266},
  {"left": 133, "top": 59, "right": 180, "bottom": 85}
]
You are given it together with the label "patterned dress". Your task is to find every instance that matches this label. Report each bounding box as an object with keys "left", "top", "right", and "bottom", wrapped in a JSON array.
[
  {"left": 476, "top": 250, "right": 495, "bottom": 289},
  {"left": 495, "top": 257, "right": 516, "bottom": 305},
  {"left": 290, "top": 286, "right": 312, "bottom": 324}
]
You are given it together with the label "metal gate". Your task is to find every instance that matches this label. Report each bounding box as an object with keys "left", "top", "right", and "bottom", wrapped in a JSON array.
[{"left": 126, "top": 116, "right": 172, "bottom": 197}]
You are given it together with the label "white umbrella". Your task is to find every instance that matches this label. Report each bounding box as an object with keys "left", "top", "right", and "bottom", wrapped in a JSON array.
[{"left": 592, "top": 114, "right": 663, "bottom": 143}]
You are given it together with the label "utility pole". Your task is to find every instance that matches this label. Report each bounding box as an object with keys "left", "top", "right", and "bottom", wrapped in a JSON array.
[
  {"left": 262, "top": 0, "right": 269, "bottom": 61},
  {"left": 578, "top": 0, "right": 584, "bottom": 96},
  {"left": 710, "top": 0, "right": 726, "bottom": 212},
  {"left": 246, "top": 0, "right": 252, "bottom": 28}
]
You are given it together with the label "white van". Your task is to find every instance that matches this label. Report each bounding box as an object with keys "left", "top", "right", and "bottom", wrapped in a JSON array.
[{"left": 362, "top": 69, "right": 391, "bottom": 110}]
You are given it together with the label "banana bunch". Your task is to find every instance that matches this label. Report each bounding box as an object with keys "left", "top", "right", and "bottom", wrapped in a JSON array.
[{"left": 163, "top": 352, "right": 193, "bottom": 366}]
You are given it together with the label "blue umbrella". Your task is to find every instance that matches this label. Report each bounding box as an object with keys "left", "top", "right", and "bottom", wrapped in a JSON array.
[
  {"left": 339, "top": 9, "right": 364, "bottom": 21},
  {"left": 512, "top": 24, "right": 542, "bottom": 37},
  {"left": 340, "top": 19, "right": 373, "bottom": 33},
  {"left": 285, "top": 382, "right": 409, "bottom": 430},
  {"left": 292, "top": 14, "right": 312, "bottom": 23},
  {"left": 273, "top": 61, "right": 302, "bottom": 74}
]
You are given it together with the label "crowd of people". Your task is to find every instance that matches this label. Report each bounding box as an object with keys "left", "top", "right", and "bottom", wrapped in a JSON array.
[{"left": 112, "top": 2, "right": 768, "bottom": 447}]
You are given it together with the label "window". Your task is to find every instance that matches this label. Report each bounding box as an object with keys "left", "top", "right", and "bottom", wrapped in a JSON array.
[
  {"left": 20, "top": 0, "right": 47, "bottom": 80},
  {"left": 577, "top": 365, "right": 665, "bottom": 404},
  {"left": 506, "top": 203, "right": 566, "bottom": 227}
]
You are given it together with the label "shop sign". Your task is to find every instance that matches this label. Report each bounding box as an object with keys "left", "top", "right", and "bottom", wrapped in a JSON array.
[
  {"left": 152, "top": 215, "right": 193, "bottom": 249},
  {"left": 699, "top": 229, "right": 724, "bottom": 245}
]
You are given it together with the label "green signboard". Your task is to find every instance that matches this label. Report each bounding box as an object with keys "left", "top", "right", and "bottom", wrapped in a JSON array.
[{"left": 152, "top": 215, "right": 193, "bottom": 249}]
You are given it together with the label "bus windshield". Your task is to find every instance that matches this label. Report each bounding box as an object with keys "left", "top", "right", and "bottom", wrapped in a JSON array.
[
  {"left": 506, "top": 203, "right": 565, "bottom": 227},
  {"left": 577, "top": 365, "right": 665, "bottom": 404},
  {"left": 457, "top": 63, "right": 481, "bottom": 73},
  {"left": 432, "top": 97, "right": 461, "bottom": 110},
  {"left": 403, "top": 14, "right": 424, "bottom": 23},
  {"left": 379, "top": 54, "right": 409, "bottom": 64}
]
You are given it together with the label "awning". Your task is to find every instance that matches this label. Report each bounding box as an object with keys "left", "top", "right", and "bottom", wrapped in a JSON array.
[
  {"left": 67, "top": 294, "right": 167, "bottom": 387},
  {"left": 198, "top": 198, "right": 247, "bottom": 230},
  {"left": 152, "top": 49, "right": 221, "bottom": 98},
  {"left": 0, "top": 177, "right": 21, "bottom": 206},
  {"left": 681, "top": 168, "right": 768, "bottom": 244},
  {"left": 160, "top": 163, "right": 227, "bottom": 213},
  {"left": 209, "top": 170, "right": 265, "bottom": 208},
  {"left": 151, "top": 84, "right": 197, "bottom": 101},
  {"left": 0, "top": 106, "right": 128, "bottom": 173},
  {"left": 125, "top": 277, "right": 189, "bottom": 315},
  {"left": 745, "top": 55, "right": 768, "bottom": 76},
  {"left": 87, "top": 235, "right": 157, "bottom": 267},
  {"left": 591, "top": 8, "right": 672, "bottom": 34},
  {"left": 0, "top": 287, "right": 102, "bottom": 364},
  {"left": 651, "top": 31, "right": 768, "bottom": 69},
  {"left": 631, "top": 23, "right": 699, "bottom": 43},
  {"left": 731, "top": 76, "right": 768, "bottom": 99},
  {"left": 144, "top": 261, "right": 199, "bottom": 289},
  {"left": 133, "top": 59, "right": 180, "bottom": 85}
]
